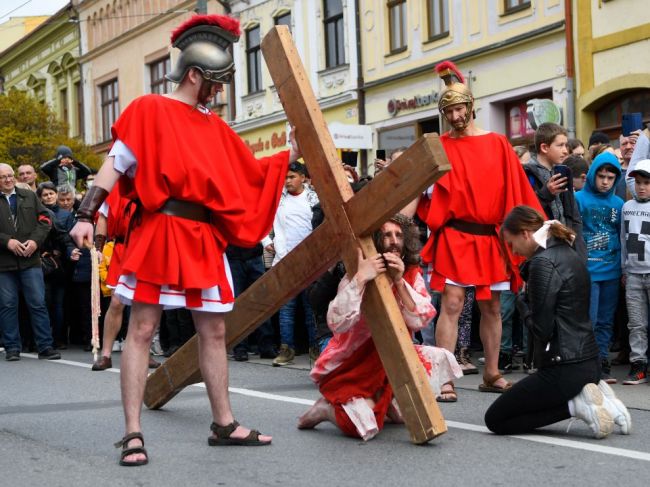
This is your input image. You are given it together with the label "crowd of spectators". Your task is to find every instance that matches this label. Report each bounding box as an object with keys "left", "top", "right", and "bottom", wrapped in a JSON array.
[{"left": 2, "top": 125, "right": 649, "bottom": 391}]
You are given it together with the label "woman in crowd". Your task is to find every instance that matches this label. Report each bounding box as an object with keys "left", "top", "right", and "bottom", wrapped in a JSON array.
[{"left": 484, "top": 206, "right": 631, "bottom": 438}]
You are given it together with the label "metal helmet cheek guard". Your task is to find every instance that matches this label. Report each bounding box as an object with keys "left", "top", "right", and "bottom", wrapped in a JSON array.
[
  {"left": 166, "top": 15, "right": 241, "bottom": 85},
  {"left": 435, "top": 61, "right": 474, "bottom": 128}
]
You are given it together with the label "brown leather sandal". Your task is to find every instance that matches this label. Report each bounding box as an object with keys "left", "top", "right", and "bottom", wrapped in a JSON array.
[
  {"left": 208, "top": 420, "right": 271, "bottom": 446},
  {"left": 436, "top": 381, "right": 458, "bottom": 403},
  {"left": 479, "top": 373, "right": 513, "bottom": 393},
  {"left": 114, "top": 432, "right": 148, "bottom": 466}
]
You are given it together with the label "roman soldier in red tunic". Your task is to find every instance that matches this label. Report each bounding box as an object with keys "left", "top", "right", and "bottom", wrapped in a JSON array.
[
  {"left": 414, "top": 61, "right": 543, "bottom": 401},
  {"left": 71, "top": 14, "right": 301, "bottom": 466}
]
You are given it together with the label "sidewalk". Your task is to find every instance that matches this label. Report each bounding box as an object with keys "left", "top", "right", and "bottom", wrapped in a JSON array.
[{"left": 237, "top": 351, "right": 650, "bottom": 411}]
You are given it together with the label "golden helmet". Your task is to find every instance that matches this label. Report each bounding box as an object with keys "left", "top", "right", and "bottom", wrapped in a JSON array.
[{"left": 435, "top": 61, "right": 474, "bottom": 116}]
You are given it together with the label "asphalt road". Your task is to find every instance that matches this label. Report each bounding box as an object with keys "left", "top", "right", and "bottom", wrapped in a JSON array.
[{"left": 1, "top": 348, "right": 649, "bottom": 486}]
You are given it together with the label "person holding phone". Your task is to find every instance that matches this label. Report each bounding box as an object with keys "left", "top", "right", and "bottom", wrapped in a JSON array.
[
  {"left": 523, "top": 122, "right": 587, "bottom": 261},
  {"left": 374, "top": 149, "right": 388, "bottom": 173}
]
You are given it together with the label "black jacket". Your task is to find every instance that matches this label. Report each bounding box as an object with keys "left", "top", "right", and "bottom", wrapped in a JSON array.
[
  {"left": 517, "top": 236, "right": 599, "bottom": 368},
  {"left": 523, "top": 160, "right": 587, "bottom": 261},
  {"left": 0, "top": 188, "right": 52, "bottom": 271}
]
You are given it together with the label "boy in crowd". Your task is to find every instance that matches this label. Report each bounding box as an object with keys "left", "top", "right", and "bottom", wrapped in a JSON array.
[
  {"left": 524, "top": 123, "right": 586, "bottom": 260},
  {"left": 620, "top": 159, "right": 650, "bottom": 385},
  {"left": 575, "top": 152, "right": 624, "bottom": 383},
  {"left": 564, "top": 154, "right": 589, "bottom": 191}
]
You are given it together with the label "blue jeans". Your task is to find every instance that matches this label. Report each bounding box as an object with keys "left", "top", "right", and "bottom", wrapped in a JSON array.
[
  {"left": 229, "top": 255, "right": 275, "bottom": 353},
  {"left": 44, "top": 277, "right": 65, "bottom": 343},
  {"left": 279, "top": 289, "right": 315, "bottom": 349},
  {"left": 589, "top": 278, "right": 620, "bottom": 360},
  {"left": 0, "top": 267, "right": 54, "bottom": 353}
]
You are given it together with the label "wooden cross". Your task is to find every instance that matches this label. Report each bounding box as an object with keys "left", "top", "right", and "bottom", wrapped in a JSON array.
[{"left": 144, "top": 26, "right": 451, "bottom": 444}]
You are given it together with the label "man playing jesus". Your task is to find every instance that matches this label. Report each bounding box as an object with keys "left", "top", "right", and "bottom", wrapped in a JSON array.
[
  {"left": 297, "top": 214, "right": 461, "bottom": 440},
  {"left": 71, "top": 14, "right": 300, "bottom": 466}
]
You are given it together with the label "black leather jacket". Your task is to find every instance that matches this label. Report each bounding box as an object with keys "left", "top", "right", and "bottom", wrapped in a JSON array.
[{"left": 517, "top": 236, "right": 599, "bottom": 368}]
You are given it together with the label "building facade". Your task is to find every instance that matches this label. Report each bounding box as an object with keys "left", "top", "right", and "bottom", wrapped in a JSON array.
[
  {"left": 229, "top": 0, "right": 368, "bottom": 169},
  {"left": 361, "top": 0, "right": 569, "bottom": 171},
  {"left": 574, "top": 0, "right": 650, "bottom": 143},
  {"left": 76, "top": 0, "right": 226, "bottom": 153},
  {"left": 0, "top": 5, "right": 83, "bottom": 138},
  {"left": 0, "top": 16, "right": 49, "bottom": 51}
]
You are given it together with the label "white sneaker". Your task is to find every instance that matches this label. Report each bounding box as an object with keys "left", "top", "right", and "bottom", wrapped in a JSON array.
[
  {"left": 569, "top": 383, "right": 614, "bottom": 439},
  {"left": 112, "top": 340, "right": 122, "bottom": 352},
  {"left": 597, "top": 380, "right": 632, "bottom": 435}
]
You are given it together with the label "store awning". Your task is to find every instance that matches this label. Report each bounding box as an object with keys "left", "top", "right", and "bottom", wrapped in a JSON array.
[{"left": 328, "top": 122, "right": 373, "bottom": 150}]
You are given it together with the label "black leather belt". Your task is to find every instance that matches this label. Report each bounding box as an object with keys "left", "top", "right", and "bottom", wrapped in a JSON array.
[
  {"left": 114, "top": 236, "right": 125, "bottom": 244},
  {"left": 447, "top": 219, "right": 496, "bottom": 236},
  {"left": 158, "top": 199, "right": 211, "bottom": 223}
]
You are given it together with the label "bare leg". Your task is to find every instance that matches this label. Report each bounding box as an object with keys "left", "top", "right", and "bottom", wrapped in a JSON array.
[
  {"left": 297, "top": 397, "right": 337, "bottom": 429},
  {"left": 192, "top": 310, "right": 271, "bottom": 442},
  {"left": 99, "top": 294, "right": 125, "bottom": 358},
  {"left": 478, "top": 292, "right": 508, "bottom": 388},
  {"left": 435, "top": 285, "right": 466, "bottom": 400},
  {"left": 435, "top": 284, "right": 466, "bottom": 352},
  {"left": 120, "top": 302, "right": 161, "bottom": 463}
]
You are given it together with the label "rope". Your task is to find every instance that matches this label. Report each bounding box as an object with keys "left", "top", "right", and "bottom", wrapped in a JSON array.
[{"left": 90, "top": 246, "right": 102, "bottom": 362}]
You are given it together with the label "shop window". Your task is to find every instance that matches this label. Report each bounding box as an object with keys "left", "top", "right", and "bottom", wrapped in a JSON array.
[
  {"left": 388, "top": 0, "right": 407, "bottom": 53},
  {"left": 76, "top": 81, "right": 84, "bottom": 139},
  {"left": 594, "top": 90, "right": 650, "bottom": 140},
  {"left": 149, "top": 57, "right": 173, "bottom": 95},
  {"left": 100, "top": 78, "right": 119, "bottom": 142},
  {"left": 427, "top": 0, "right": 449, "bottom": 41},
  {"left": 504, "top": 91, "right": 552, "bottom": 146},
  {"left": 504, "top": 0, "right": 531, "bottom": 14},
  {"left": 246, "top": 26, "right": 263, "bottom": 94},
  {"left": 324, "top": 0, "right": 345, "bottom": 68},
  {"left": 275, "top": 11, "right": 291, "bottom": 31}
]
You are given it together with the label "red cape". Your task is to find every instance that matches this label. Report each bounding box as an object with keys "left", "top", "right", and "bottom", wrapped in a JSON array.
[
  {"left": 104, "top": 186, "right": 135, "bottom": 287},
  {"left": 418, "top": 132, "right": 543, "bottom": 299},
  {"left": 111, "top": 95, "right": 288, "bottom": 296}
]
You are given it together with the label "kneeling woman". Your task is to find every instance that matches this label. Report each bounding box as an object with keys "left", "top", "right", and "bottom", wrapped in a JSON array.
[{"left": 485, "top": 206, "right": 630, "bottom": 438}]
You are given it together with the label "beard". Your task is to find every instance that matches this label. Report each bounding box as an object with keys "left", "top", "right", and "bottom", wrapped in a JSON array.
[
  {"left": 383, "top": 244, "right": 403, "bottom": 255},
  {"left": 197, "top": 80, "right": 215, "bottom": 106}
]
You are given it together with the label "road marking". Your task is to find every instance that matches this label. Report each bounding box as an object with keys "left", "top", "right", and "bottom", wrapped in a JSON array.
[{"left": 24, "top": 354, "right": 650, "bottom": 462}]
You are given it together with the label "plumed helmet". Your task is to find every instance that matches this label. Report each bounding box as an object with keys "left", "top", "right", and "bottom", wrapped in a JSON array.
[
  {"left": 166, "top": 14, "right": 241, "bottom": 85},
  {"left": 435, "top": 61, "right": 474, "bottom": 117}
]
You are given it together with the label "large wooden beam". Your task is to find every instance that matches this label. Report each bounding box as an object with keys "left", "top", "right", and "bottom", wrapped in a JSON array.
[{"left": 144, "top": 136, "right": 449, "bottom": 410}]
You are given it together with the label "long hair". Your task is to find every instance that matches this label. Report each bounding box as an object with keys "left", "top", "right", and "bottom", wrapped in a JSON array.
[
  {"left": 373, "top": 213, "right": 421, "bottom": 266},
  {"left": 500, "top": 206, "right": 576, "bottom": 245}
]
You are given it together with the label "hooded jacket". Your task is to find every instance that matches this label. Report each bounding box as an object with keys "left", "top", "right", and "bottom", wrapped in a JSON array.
[{"left": 575, "top": 152, "right": 624, "bottom": 281}]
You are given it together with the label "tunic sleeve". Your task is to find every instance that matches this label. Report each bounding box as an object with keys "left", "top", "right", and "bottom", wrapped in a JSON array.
[{"left": 326, "top": 275, "right": 365, "bottom": 334}]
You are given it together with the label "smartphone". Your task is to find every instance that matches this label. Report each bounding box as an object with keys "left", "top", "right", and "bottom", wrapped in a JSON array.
[
  {"left": 553, "top": 164, "right": 573, "bottom": 192},
  {"left": 376, "top": 149, "right": 386, "bottom": 160},
  {"left": 622, "top": 113, "right": 643, "bottom": 137}
]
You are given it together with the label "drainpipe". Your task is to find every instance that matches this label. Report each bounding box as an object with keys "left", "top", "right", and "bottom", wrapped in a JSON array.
[
  {"left": 564, "top": 0, "right": 576, "bottom": 138},
  {"left": 354, "top": 0, "right": 367, "bottom": 176}
]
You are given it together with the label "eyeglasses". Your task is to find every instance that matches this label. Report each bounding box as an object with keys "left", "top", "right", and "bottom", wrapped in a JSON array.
[{"left": 0, "top": 174, "right": 15, "bottom": 180}]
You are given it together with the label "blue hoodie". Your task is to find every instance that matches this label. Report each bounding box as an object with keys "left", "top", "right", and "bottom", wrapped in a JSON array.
[{"left": 575, "top": 152, "right": 624, "bottom": 281}]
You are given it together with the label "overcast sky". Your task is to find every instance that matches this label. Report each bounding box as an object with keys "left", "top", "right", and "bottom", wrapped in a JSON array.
[{"left": 0, "top": 0, "right": 70, "bottom": 25}]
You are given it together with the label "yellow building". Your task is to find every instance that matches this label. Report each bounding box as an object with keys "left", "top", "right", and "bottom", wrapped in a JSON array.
[
  {"left": 361, "top": 0, "right": 569, "bottom": 169},
  {"left": 0, "top": 16, "right": 48, "bottom": 51},
  {"left": 0, "top": 6, "right": 82, "bottom": 137},
  {"left": 574, "top": 0, "right": 650, "bottom": 143},
  {"left": 229, "top": 0, "right": 368, "bottom": 169},
  {"left": 76, "top": 0, "right": 226, "bottom": 153}
]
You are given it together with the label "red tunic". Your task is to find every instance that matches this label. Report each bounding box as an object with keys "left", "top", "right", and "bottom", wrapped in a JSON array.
[
  {"left": 418, "top": 132, "right": 542, "bottom": 299},
  {"left": 104, "top": 187, "right": 135, "bottom": 287},
  {"left": 110, "top": 95, "right": 288, "bottom": 303}
]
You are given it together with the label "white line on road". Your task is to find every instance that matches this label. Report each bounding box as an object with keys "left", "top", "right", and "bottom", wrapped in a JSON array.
[{"left": 24, "top": 354, "right": 650, "bottom": 462}]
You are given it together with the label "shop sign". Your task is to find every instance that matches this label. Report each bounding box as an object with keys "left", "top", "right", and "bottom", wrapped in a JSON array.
[
  {"left": 329, "top": 122, "right": 373, "bottom": 149},
  {"left": 245, "top": 131, "right": 287, "bottom": 154},
  {"left": 526, "top": 98, "right": 562, "bottom": 130},
  {"left": 387, "top": 92, "right": 439, "bottom": 117}
]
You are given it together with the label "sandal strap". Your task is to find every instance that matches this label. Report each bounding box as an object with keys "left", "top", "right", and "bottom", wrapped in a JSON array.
[
  {"left": 121, "top": 446, "right": 147, "bottom": 459},
  {"left": 114, "top": 431, "right": 144, "bottom": 449},
  {"left": 483, "top": 373, "right": 503, "bottom": 385},
  {"left": 244, "top": 429, "right": 261, "bottom": 441},
  {"left": 210, "top": 420, "right": 240, "bottom": 439}
]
